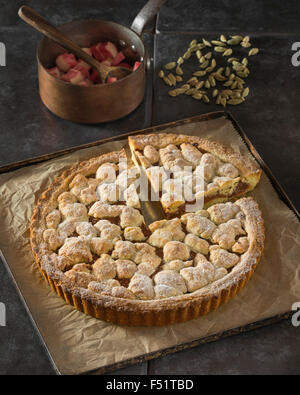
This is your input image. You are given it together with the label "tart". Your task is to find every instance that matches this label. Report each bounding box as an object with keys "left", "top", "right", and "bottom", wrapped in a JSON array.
[
  {"left": 129, "top": 133, "right": 261, "bottom": 216},
  {"left": 30, "top": 134, "right": 265, "bottom": 326}
]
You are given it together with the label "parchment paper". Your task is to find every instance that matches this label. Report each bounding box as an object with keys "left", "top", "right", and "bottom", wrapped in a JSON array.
[{"left": 0, "top": 116, "right": 299, "bottom": 375}]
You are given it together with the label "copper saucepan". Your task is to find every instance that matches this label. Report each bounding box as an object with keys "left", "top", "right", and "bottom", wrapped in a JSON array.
[{"left": 31, "top": 0, "right": 166, "bottom": 123}]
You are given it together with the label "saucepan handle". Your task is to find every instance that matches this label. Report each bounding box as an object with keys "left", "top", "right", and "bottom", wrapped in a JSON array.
[{"left": 131, "top": 0, "right": 167, "bottom": 36}]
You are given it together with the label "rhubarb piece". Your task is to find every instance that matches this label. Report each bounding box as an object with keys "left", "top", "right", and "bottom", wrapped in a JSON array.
[
  {"left": 46, "top": 66, "right": 62, "bottom": 78},
  {"left": 112, "top": 51, "right": 125, "bottom": 66},
  {"left": 79, "top": 79, "right": 93, "bottom": 86},
  {"left": 133, "top": 61, "right": 141, "bottom": 71},
  {"left": 91, "top": 42, "right": 113, "bottom": 62},
  {"left": 101, "top": 59, "right": 113, "bottom": 66},
  {"left": 74, "top": 63, "right": 90, "bottom": 79},
  {"left": 62, "top": 68, "right": 85, "bottom": 85},
  {"left": 77, "top": 59, "right": 91, "bottom": 71},
  {"left": 107, "top": 77, "right": 117, "bottom": 84},
  {"left": 56, "top": 53, "right": 77, "bottom": 72},
  {"left": 90, "top": 69, "right": 101, "bottom": 84},
  {"left": 53, "top": 41, "right": 135, "bottom": 85},
  {"left": 91, "top": 43, "right": 102, "bottom": 61},
  {"left": 104, "top": 41, "right": 118, "bottom": 59}
]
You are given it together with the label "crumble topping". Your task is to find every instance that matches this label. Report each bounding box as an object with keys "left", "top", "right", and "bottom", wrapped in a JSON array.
[{"left": 40, "top": 139, "right": 257, "bottom": 301}]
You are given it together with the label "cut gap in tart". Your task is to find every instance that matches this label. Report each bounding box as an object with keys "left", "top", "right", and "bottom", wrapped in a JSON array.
[{"left": 128, "top": 133, "right": 261, "bottom": 217}]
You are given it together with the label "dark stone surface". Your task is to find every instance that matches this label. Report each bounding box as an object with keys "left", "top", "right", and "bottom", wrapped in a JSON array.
[
  {"left": 0, "top": 262, "right": 56, "bottom": 375},
  {"left": 153, "top": 32, "right": 300, "bottom": 211},
  {"left": 157, "top": 0, "right": 300, "bottom": 33},
  {"left": 0, "top": 28, "right": 153, "bottom": 166},
  {"left": 148, "top": 319, "right": 300, "bottom": 375},
  {"left": 0, "top": 0, "right": 155, "bottom": 31},
  {"left": 0, "top": 0, "right": 300, "bottom": 376}
]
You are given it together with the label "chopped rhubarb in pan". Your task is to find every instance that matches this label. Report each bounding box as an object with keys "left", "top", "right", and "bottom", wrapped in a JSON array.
[
  {"left": 56, "top": 53, "right": 77, "bottom": 72},
  {"left": 111, "top": 51, "right": 125, "bottom": 66},
  {"left": 104, "top": 41, "right": 118, "bottom": 59},
  {"left": 91, "top": 42, "right": 113, "bottom": 62},
  {"left": 73, "top": 63, "right": 90, "bottom": 79},
  {"left": 53, "top": 40, "right": 141, "bottom": 85},
  {"left": 107, "top": 77, "right": 117, "bottom": 83},
  {"left": 78, "top": 79, "right": 93, "bottom": 86},
  {"left": 61, "top": 68, "right": 85, "bottom": 84},
  {"left": 133, "top": 61, "right": 141, "bottom": 71},
  {"left": 90, "top": 69, "right": 101, "bottom": 83},
  {"left": 46, "top": 66, "right": 62, "bottom": 78},
  {"left": 77, "top": 58, "right": 91, "bottom": 71},
  {"left": 101, "top": 59, "right": 113, "bottom": 66}
]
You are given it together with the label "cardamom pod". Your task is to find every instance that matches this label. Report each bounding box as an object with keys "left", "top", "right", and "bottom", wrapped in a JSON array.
[
  {"left": 214, "top": 46, "right": 226, "bottom": 53},
  {"left": 165, "top": 62, "right": 176, "bottom": 70},
  {"left": 227, "top": 98, "right": 245, "bottom": 105},
  {"left": 158, "top": 70, "right": 164, "bottom": 78},
  {"left": 249, "top": 48, "right": 259, "bottom": 56}
]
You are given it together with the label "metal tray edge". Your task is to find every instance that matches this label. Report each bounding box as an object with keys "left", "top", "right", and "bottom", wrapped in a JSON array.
[{"left": 0, "top": 110, "right": 298, "bottom": 375}]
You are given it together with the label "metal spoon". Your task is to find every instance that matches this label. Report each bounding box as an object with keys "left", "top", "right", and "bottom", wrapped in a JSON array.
[{"left": 18, "top": 5, "right": 132, "bottom": 83}]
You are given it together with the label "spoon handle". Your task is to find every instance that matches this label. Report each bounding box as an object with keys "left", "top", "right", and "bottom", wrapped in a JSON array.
[{"left": 18, "top": 6, "right": 105, "bottom": 77}]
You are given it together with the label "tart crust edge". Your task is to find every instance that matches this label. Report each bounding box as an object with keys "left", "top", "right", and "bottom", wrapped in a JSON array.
[
  {"left": 128, "top": 133, "right": 261, "bottom": 178},
  {"left": 29, "top": 145, "right": 265, "bottom": 326}
]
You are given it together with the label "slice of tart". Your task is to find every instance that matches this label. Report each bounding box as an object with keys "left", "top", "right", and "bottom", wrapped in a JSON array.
[{"left": 128, "top": 133, "right": 261, "bottom": 217}]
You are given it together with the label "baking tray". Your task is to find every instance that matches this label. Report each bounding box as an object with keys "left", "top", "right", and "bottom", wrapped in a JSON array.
[{"left": 0, "top": 111, "right": 298, "bottom": 375}]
